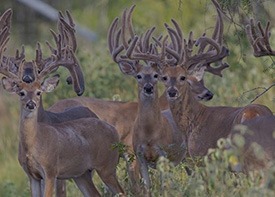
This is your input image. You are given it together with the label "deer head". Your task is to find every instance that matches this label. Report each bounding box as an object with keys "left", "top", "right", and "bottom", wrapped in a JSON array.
[
  {"left": 108, "top": 5, "right": 166, "bottom": 101},
  {"left": 0, "top": 10, "right": 83, "bottom": 112},
  {"left": 160, "top": 0, "right": 229, "bottom": 101},
  {"left": 3, "top": 11, "right": 85, "bottom": 96},
  {"left": 1, "top": 59, "right": 60, "bottom": 116}
]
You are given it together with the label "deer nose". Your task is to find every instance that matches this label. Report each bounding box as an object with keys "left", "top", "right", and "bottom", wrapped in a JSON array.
[
  {"left": 144, "top": 84, "right": 154, "bottom": 94},
  {"left": 26, "top": 101, "right": 36, "bottom": 110},
  {"left": 167, "top": 88, "right": 178, "bottom": 98},
  {"left": 205, "top": 91, "right": 213, "bottom": 100}
]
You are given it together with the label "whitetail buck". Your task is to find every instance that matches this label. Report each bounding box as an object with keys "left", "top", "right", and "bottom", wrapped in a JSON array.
[
  {"left": 106, "top": 5, "right": 188, "bottom": 195},
  {"left": 227, "top": 18, "right": 275, "bottom": 172},
  {"left": 1, "top": 70, "right": 124, "bottom": 197},
  {"left": 0, "top": 10, "right": 94, "bottom": 196},
  {"left": 0, "top": 10, "right": 124, "bottom": 196},
  {"left": 158, "top": 0, "right": 273, "bottom": 159}
]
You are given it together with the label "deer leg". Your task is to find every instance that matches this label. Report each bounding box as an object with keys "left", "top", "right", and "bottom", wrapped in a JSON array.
[
  {"left": 29, "top": 176, "right": 42, "bottom": 197},
  {"left": 73, "top": 170, "right": 101, "bottom": 197},
  {"left": 96, "top": 169, "right": 124, "bottom": 196},
  {"left": 123, "top": 153, "right": 141, "bottom": 193},
  {"left": 43, "top": 176, "right": 55, "bottom": 197},
  {"left": 136, "top": 145, "right": 151, "bottom": 196},
  {"left": 56, "top": 180, "right": 66, "bottom": 197}
]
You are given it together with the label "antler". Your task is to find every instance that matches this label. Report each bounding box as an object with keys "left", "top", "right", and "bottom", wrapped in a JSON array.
[
  {"left": 35, "top": 11, "right": 85, "bottom": 96},
  {"left": 107, "top": 5, "right": 167, "bottom": 67},
  {"left": 246, "top": 19, "right": 275, "bottom": 57},
  {"left": 0, "top": 9, "right": 19, "bottom": 80},
  {"left": 165, "top": 0, "right": 229, "bottom": 76}
]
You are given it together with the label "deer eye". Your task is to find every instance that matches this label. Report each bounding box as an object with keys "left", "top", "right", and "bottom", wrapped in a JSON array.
[
  {"left": 162, "top": 76, "right": 168, "bottom": 81},
  {"left": 136, "top": 74, "right": 142, "bottom": 79},
  {"left": 19, "top": 91, "right": 25, "bottom": 97},
  {"left": 153, "top": 74, "right": 158, "bottom": 79},
  {"left": 180, "top": 76, "right": 186, "bottom": 81},
  {"left": 36, "top": 91, "right": 42, "bottom": 96}
]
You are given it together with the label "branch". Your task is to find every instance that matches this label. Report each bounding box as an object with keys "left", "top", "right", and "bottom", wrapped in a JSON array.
[{"left": 243, "top": 83, "right": 275, "bottom": 103}]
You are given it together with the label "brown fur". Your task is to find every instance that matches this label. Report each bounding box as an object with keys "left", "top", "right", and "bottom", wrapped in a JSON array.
[
  {"left": 3, "top": 77, "right": 124, "bottom": 197},
  {"left": 161, "top": 66, "right": 273, "bottom": 158}
]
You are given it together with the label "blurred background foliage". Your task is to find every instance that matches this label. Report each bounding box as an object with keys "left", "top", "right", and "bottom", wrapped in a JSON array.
[{"left": 0, "top": 0, "right": 275, "bottom": 196}]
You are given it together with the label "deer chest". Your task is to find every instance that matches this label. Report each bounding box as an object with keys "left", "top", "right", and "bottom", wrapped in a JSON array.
[{"left": 26, "top": 153, "right": 43, "bottom": 180}]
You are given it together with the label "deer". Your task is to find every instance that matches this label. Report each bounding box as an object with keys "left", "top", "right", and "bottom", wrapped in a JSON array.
[
  {"left": 1, "top": 66, "right": 124, "bottom": 196},
  {"left": 105, "top": 5, "right": 188, "bottom": 195},
  {"left": 225, "top": 18, "right": 275, "bottom": 172},
  {"left": 0, "top": 9, "right": 124, "bottom": 196},
  {"left": 158, "top": 0, "right": 273, "bottom": 160}
]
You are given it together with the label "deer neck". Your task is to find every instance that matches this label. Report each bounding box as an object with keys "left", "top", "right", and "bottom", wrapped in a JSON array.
[
  {"left": 136, "top": 89, "right": 161, "bottom": 127},
  {"left": 19, "top": 105, "right": 39, "bottom": 152},
  {"left": 169, "top": 83, "right": 205, "bottom": 132},
  {"left": 37, "top": 97, "right": 46, "bottom": 122},
  {"left": 159, "top": 91, "right": 169, "bottom": 110}
]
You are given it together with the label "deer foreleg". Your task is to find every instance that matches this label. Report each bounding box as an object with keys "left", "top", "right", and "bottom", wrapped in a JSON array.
[
  {"left": 29, "top": 176, "right": 42, "bottom": 197},
  {"left": 73, "top": 170, "right": 100, "bottom": 197},
  {"left": 43, "top": 176, "right": 55, "bottom": 197},
  {"left": 123, "top": 153, "right": 141, "bottom": 192},
  {"left": 136, "top": 145, "right": 151, "bottom": 195}
]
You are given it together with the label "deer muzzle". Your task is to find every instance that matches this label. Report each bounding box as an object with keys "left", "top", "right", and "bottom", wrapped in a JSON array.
[
  {"left": 167, "top": 87, "right": 179, "bottom": 100},
  {"left": 143, "top": 83, "right": 154, "bottom": 95},
  {"left": 26, "top": 100, "right": 36, "bottom": 110}
]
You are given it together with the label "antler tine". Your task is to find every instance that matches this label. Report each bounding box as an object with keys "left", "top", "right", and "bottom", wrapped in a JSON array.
[
  {"left": 108, "top": 17, "right": 118, "bottom": 55},
  {"left": 59, "top": 11, "right": 77, "bottom": 52},
  {"left": 0, "top": 9, "right": 12, "bottom": 32},
  {"left": 107, "top": 17, "right": 124, "bottom": 63},
  {"left": 0, "top": 9, "right": 19, "bottom": 80},
  {"left": 164, "top": 19, "right": 186, "bottom": 65},
  {"left": 152, "top": 35, "right": 163, "bottom": 47},
  {"left": 211, "top": 0, "right": 224, "bottom": 45},
  {"left": 121, "top": 7, "right": 129, "bottom": 49},
  {"left": 0, "top": 27, "right": 9, "bottom": 61},
  {"left": 196, "top": 0, "right": 229, "bottom": 77},
  {"left": 0, "top": 9, "right": 12, "bottom": 63},
  {"left": 139, "top": 27, "right": 156, "bottom": 54},
  {"left": 35, "top": 42, "right": 46, "bottom": 72},
  {"left": 246, "top": 18, "right": 275, "bottom": 57},
  {"left": 121, "top": 5, "right": 136, "bottom": 49}
]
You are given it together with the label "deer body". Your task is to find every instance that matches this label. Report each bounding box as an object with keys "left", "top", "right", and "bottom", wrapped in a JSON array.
[
  {"left": 159, "top": 0, "right": 273, "bottom": 160},
  {"left": 163, "top": 65, "right": 273, "bottom": 158},
  {"left": 20, "top": 110, "right": 119, "bottom": 180},
  {"left": 2, "top": 76, "right": 124, "bottom": 197},
  {"left": 0, "top": 9, "right": 125, "bottom": 196},
  {"left": 133, "top": 82, "right": 185, "bottom": 166},
  {"left": 230, "top": 115, "right": 275, "bottom": 171}
]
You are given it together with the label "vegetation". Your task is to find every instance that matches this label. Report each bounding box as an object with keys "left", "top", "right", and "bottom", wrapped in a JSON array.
[{"left": 0, "top": 0, "right": 274, "bottom": 196}]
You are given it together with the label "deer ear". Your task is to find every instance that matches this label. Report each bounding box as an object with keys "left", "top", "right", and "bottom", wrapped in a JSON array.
[
  {"left": 1, "top": 77, "right": 19, "bottom": 93},
  {"left": 41, "top": 74, "right": 60, "bottom": 92},
  {"left": 188, "top": 66, "right": 206, "bottom": 81},
  {"left": 118, "top": 62, "right": 137, "bottom": 76}
]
